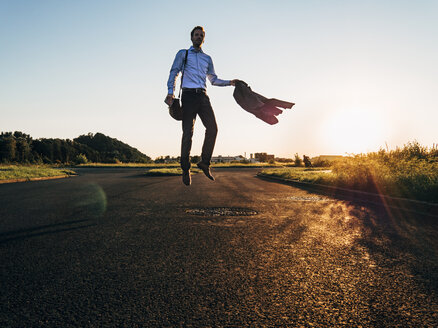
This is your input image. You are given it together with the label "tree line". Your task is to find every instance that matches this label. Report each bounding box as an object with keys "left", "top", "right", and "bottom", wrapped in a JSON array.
[{"left": 0, "top": 131, "right": 152, "bottom": 164}]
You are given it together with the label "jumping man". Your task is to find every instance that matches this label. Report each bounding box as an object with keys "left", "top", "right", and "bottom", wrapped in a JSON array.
[{"left": 165, "top": 26, "right": 237, "bottom": 186}]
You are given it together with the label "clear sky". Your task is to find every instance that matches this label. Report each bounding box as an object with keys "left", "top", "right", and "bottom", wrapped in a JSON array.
[{"left": 1, "top": 0, "right": 437, "bottom": 159}]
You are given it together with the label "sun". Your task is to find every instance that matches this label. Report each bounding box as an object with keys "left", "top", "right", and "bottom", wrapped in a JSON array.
[{"left": 322, "top": 108, "right": 386, "bottom": 154}]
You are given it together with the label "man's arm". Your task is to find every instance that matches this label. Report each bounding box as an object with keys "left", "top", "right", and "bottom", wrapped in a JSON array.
[
  {"left": 165, "top": 50, "right": 184, "bottom": 106},
  {"left": 207, "top": 56, "right": 237, "bottom": 87}
]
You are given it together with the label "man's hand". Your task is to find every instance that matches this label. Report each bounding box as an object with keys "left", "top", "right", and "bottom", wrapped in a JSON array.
[
  {"left": 230, "top": 79, "right": 238, "bottom": 86},
  {"left": 164, "top": 94, "right": 174, "bottom": 106}
]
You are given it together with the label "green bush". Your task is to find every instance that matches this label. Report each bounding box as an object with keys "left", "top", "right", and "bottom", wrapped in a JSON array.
[
  {"left": 294, "top": 153, "right": 302, "bottom": 167},
  {"left": 313, "top": 159, "right": 331, "bottom": 167},
  {"left": 74, "top": 153, "right": 88, "bottom": 164}
]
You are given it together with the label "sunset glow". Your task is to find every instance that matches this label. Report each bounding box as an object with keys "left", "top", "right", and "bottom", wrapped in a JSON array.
[{"left": 322, "top": 108, "right": 387, "bottom": 154}]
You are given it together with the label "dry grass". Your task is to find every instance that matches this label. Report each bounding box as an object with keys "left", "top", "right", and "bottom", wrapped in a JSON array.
[
  {"left": 0, "top": 165, "right": 76, "bottom": 181},
  {"left": 261, "top": 141, "right": 438, "bottom": 203}
]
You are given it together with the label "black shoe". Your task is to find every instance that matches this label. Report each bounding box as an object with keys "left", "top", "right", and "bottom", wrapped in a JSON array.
[
  {"left": 182, "top": 170, "right": 191, "bottom": 186},
  {"left": 197, "top": 162, "right": 214, "bottom": 181}
]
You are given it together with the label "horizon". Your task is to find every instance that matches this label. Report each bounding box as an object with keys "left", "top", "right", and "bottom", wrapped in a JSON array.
[
  {"left": 1, "top": 1, "right": 437, "bottom": 159},
  {"left": 3, "top": 129, "right": 435, "bottom": 162}
]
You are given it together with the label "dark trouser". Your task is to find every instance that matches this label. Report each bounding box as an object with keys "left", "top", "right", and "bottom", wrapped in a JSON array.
[{"left": 181, "top": 90, "right": 218, "bottom": 171}]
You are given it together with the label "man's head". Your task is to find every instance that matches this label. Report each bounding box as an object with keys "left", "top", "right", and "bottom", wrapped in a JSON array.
[{"left": 191, "top": 26, "right": 205, "bottom": 49}]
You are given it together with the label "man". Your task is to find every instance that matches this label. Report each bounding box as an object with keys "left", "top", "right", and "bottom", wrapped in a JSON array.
[{"left": 165, "top": 26, "right": 237, "bottom": 186}]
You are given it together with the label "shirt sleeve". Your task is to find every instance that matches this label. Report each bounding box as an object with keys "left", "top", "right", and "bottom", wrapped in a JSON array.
[
  {"left": 207, "top": 56, "right": 231, "bottom": 87},
  {"left": 167, "top": 50, "right": 185, "bottom": 95}
]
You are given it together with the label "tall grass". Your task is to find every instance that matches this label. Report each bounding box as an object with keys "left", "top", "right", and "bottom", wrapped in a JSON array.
[
  {"left": 260, "top": 167, "right": 333, "bottom": 184},
  {"left": 261, "top": 141, "right": 438, "bottom": 203},
  {"left": 331, "top": 141, "right": 438, "bottom": 202}
]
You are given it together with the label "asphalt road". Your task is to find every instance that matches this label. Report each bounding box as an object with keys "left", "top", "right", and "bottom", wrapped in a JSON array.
[{"left": 1, "top": 168, "right": 437, "bottom": 327}]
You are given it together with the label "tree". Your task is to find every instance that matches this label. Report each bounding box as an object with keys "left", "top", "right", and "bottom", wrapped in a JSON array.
[
  {"left": 303, "top": 155, "right": 312, "bottom": 167},
  {"left": 190, "top": 155, "right": 200, "bottom": 163},
  {"left": 0, "top": 131, "right": 152, "bottom": 164},
  {"left": 74, "top": 153, "right": 88, "bottom": 164},
  {"left": 294, "top": 153, "right": 302, "bottom": 167},
  {"left": 74, "top": 132, "right": 151, "bottom": 163},
  {"left": 0, "top": 136, "right": 17, "bottom": 162},
  {"left": 32, "top": 139, "right": 54, "bottom": 163},
  {"left": 15, "top": 138, "right": 31, "bottom": 163}
]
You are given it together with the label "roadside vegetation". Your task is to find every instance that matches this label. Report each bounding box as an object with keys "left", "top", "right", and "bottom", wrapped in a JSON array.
[
  {"left": 260, "top": 167, "right": 333, "bottom": 184},
  {"left": 76, "top": 162, "right": 285, "bottom": 168},
  {"left": 212, "top": 162, "right": 281, "bottom": 168},
  {"left": 4, "top": 131, "right": 435, "bottom": 201},
  {"left": 145, "top": 168, "right": 201, "bottom": 176},
  {"left": 0, "top": 165, "right": 76, "bottom": 182},
  {"left": 260, "top": 141, "right": 438, "bottom": 203},
  {"left": 76, "top": 163, "right": 180, "bottom": 168},
  {"left": 0, "top": 131, "right": 152, "bottom": 164}
]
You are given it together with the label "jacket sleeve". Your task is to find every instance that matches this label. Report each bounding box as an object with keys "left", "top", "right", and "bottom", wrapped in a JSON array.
[
  {"left": 167, "top": 50, "right": 185, "bottom": 95},
  {"left": 207, "top": 56, "right": 231, "bottom": 87}
]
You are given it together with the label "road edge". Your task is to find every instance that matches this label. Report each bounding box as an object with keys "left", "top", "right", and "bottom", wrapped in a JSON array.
[
  {"left": 0, "top": 175, "right": 75, "bottom": 185},
  {"left": 257, "top": 172, "right": 438, "bottom": 217}
]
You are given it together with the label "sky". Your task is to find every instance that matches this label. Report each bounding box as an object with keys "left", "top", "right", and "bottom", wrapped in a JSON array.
[{"left": 1, "top": 0, "right": 437, "bottom": 159}]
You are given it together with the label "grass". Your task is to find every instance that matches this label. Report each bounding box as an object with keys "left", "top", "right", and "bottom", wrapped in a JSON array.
[
  {"left": 76, "top": 162, "right": 284, "bottom": 168},
  {"left": 260, "top": 141, "right": 438, "bottom": 203},
  {"left": 75, "top": 163, "right": 180, "bottom": 168},
  {"left": 0, "top": 165, "right": 76, "bottom": 181},
  {"left": 260, "top": 167, "right": 333, "bottom": 183},
  {"left": 330, "top": 154, "right": 438, "bottom": 203},
  {"left": 144, "top": 168, "right": 201, "bottom": 176},
  {"left": 212, "top": 162, "right": 282, "bottom": 168}
]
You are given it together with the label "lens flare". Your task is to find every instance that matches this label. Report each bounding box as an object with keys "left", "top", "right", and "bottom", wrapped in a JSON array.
[{"left": 75, "top": 183, "right": 107, "bottom": 219}]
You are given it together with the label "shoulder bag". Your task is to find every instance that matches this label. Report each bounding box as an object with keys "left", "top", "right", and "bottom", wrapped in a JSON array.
[{"left": 169, "top": 50, "right": 189, "bottom": 121}]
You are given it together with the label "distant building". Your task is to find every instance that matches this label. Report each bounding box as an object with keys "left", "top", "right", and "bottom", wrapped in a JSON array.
[
  {"left": 211, "top": 155, "right": 245, "bottom": 163},
  {"left": 249, "top": 153, "right": 258, "bottom": 163},
  {"left": 254, "top": 152, "right": 275, "bottom": 162}
]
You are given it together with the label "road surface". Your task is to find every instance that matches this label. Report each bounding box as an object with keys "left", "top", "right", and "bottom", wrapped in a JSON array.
[{"left": 1, "top": 168, "right": 437, "bottom": 327}]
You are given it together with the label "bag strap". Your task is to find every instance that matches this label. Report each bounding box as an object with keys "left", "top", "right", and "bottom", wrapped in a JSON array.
[{"left": 178, "top": 50, "right": 189, "bottom": 98}]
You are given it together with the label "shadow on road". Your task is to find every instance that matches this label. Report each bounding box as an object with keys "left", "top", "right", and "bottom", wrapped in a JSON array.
[
  {"left": 352, "top": 203, "right": 438, "bottom": 295},
  {"left": 264, "top": 177, "right": 438, "bottom": 295},
  {"left": 0, "top": 219, "right": 96, "bottom": 244}
]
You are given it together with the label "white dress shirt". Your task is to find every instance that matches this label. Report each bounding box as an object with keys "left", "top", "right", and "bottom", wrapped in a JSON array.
[{"left": 167, "top": 46, "right": 231, "bottom": 95}]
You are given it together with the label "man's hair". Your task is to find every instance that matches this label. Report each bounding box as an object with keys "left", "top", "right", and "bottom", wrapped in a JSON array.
[{"left": 191, "top": 26, "right": 205, "bottom": 38}]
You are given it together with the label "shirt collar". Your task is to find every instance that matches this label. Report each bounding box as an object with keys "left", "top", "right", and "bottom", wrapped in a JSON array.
[{"left": 189, "top": 46, "right": 204, "bottom": 53}]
